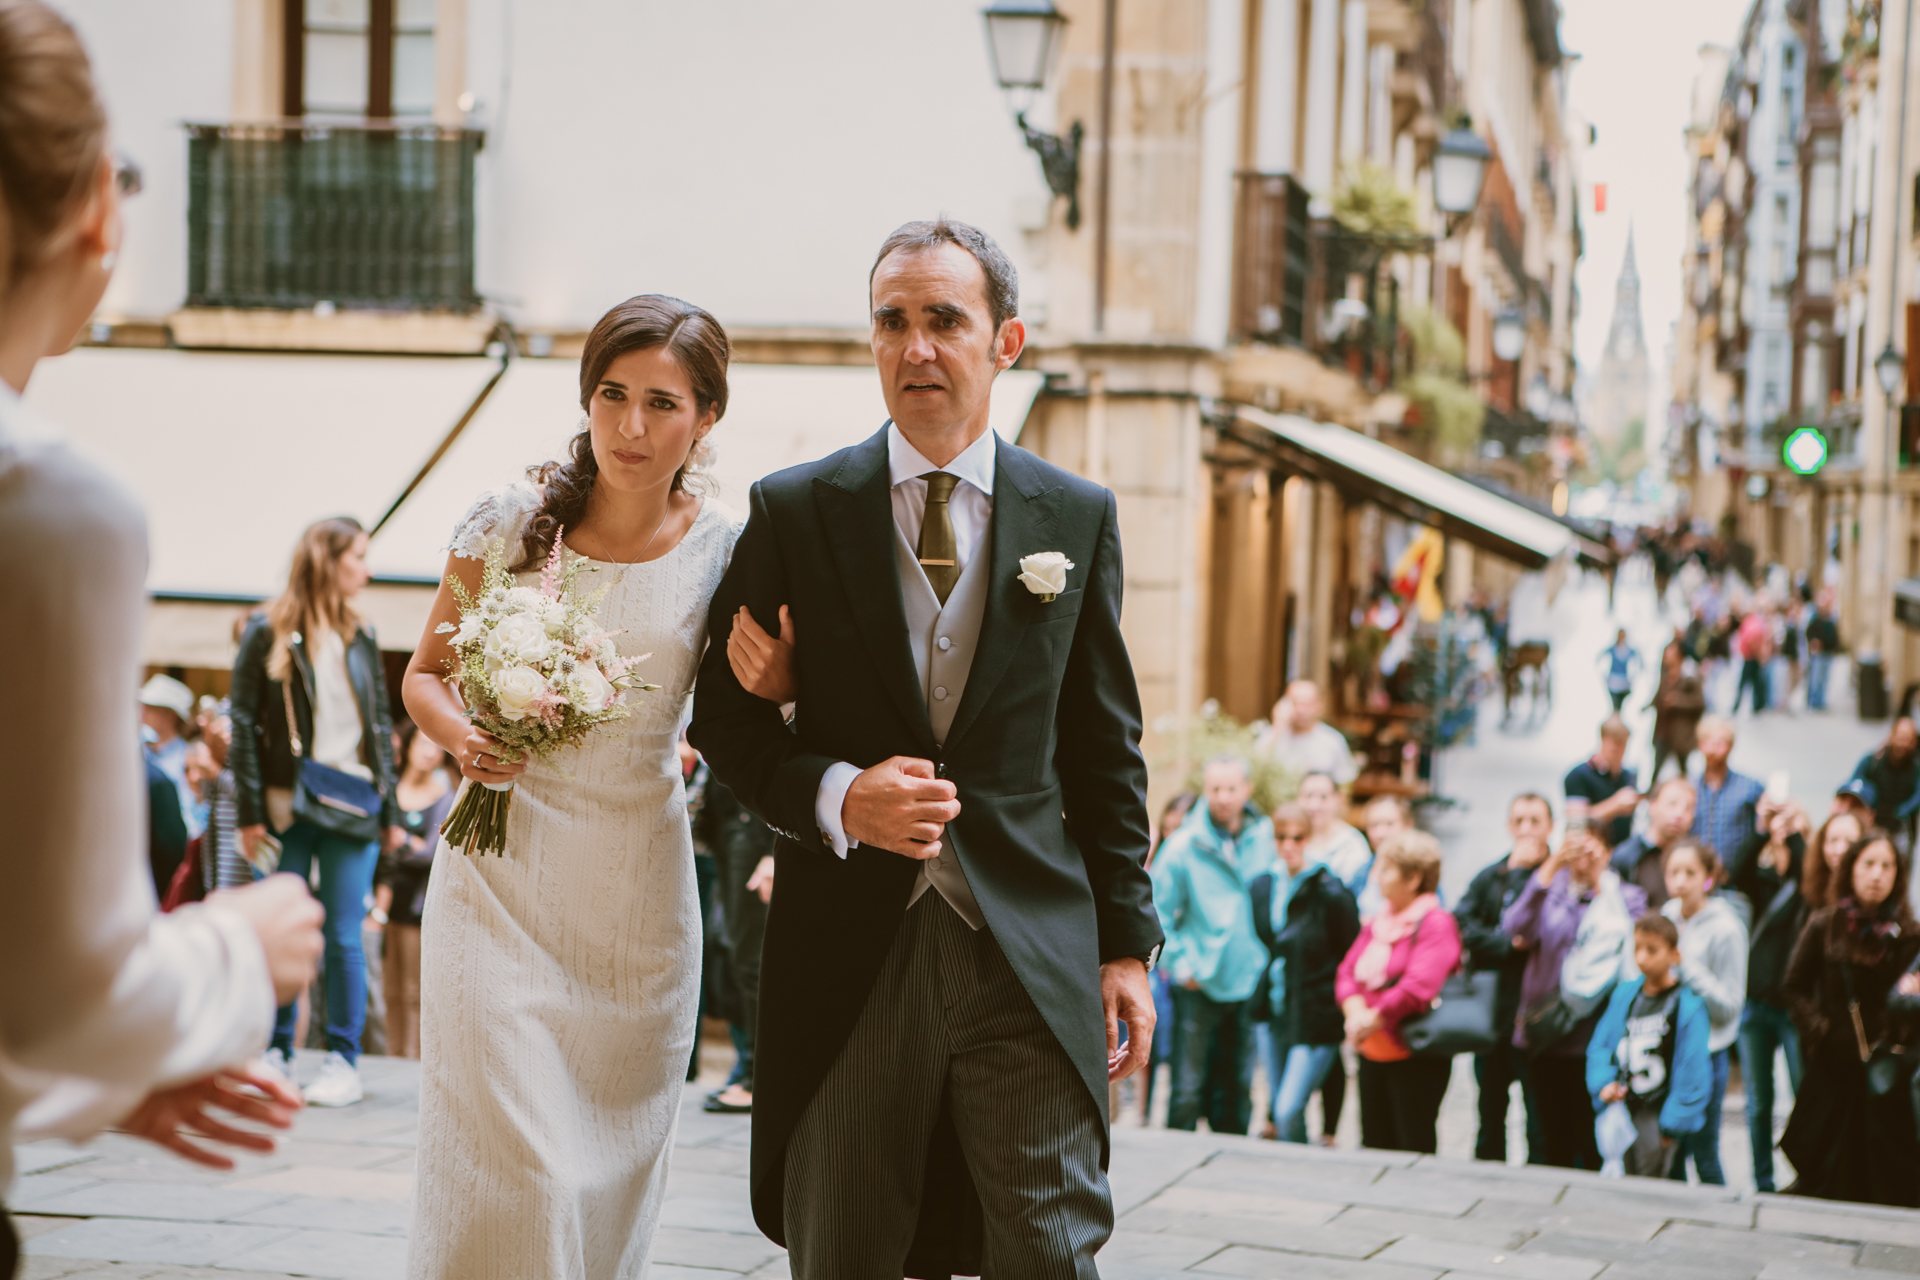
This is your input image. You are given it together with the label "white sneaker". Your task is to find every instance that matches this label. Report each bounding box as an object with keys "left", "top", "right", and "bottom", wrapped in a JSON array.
[
  {"left": 258, "top": 1047, "right": 301, "bottom": 1099},
  {"left": 302, "top": 1052, "right": 364, "bottom": 1107}
]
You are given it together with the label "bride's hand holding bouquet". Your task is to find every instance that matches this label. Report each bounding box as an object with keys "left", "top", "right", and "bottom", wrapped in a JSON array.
[{"left": 436, "top": 527, "right": 656, "bottom": 854}]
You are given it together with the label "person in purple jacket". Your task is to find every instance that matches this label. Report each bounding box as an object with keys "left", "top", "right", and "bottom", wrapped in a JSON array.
[{"left": 1503, "top": 830, "right": 1645, "bottom": 1170}]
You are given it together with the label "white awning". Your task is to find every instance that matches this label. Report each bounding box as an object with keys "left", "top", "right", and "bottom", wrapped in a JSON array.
[
  {"left": 23, "top": 347, "right": 498, "bottom": 598},
  {"left": 1230, "top": 406, "right": 1576, "bottom": 569},
  {"left": 368, "top": 360, "right": 1046, "bottom": 582}
]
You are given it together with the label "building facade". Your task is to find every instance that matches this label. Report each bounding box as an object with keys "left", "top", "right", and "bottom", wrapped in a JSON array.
[{"left": 45, "top": 0, "right": 1585, "bottom": 797}]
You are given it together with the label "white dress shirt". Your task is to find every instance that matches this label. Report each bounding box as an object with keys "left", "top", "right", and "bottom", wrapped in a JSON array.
[
  {"left": 1, "top": 383, "right": 272, "bottom": 1193},
  {"left": 813, "top": 423, "right": 997, "bottom": 855}
]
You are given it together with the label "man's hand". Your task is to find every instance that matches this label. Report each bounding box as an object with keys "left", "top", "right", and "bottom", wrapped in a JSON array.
[
  {"left": 1599, "top": 1082, "right": 1627, "bottom": 1104},
  {"left": 1592, "top": 789, "right": 1640, "bottom": 821},
  {"left": 115, "top": 1065, "right": 303, "bottom": 1170},
  {"left": 842, "top": 757, "right": 959, "bottom": 859},
  {"left": 1103, "top": 957, "right": 1154, "bottom": 1082},
  {"left": 1510, "top": 934, "right": 1528, "bottom": 951},
  {"left": 748, "top": 854, "right": 775, "bottom": 905},
  {"left": 208, "top": 875, "right": 325, "bottom": 1005},
  {"left": 728, "top": 605, "right": 798, "bottom": 705}
]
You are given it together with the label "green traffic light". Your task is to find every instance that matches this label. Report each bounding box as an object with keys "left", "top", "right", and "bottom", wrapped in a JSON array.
[{"left": 1783, "top": 426, "right": 1828, "bottom": 476}]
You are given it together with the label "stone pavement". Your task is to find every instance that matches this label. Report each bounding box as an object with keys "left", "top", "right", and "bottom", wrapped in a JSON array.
[{"left": 19, "top": 1051, "right": 1920, "bottom": 1280}]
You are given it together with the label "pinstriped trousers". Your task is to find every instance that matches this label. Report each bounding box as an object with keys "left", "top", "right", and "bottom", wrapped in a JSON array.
[{"left": 784, "top": 893, "right": 1113, "bottom": 1279}]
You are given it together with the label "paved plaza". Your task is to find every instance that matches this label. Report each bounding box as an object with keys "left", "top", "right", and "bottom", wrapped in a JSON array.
[
  {"left": 20, "top": 1051, "right": 1920, "bottom": 1280},
  {"left": 10, "top": 569, "right": 1911, "bottom": 1278}
]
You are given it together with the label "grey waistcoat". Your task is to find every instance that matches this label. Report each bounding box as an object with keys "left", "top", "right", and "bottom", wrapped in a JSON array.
[{"left": 892, "top": 519, "right": 990, "bottom": 929}]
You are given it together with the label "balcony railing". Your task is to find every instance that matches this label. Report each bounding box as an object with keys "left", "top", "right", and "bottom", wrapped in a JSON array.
[
  {"left": 1230, "top": 173, "right": 1310, "bottom": 344},
  {"left": 186, "top": 122, "right": 484, "bottom": 312}
]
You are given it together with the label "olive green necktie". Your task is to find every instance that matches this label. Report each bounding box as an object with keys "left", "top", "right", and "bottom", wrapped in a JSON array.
[{"left": 917, "top": 471, "right": 961, "bottom": 604}]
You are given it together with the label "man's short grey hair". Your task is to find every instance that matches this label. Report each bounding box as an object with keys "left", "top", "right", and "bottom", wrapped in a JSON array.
[
  {"left": 1203, "top": 754, "right": 1253, "bottom": 782},
  {"left": 870, "top": 219, "right": 1019, "bottom": 332}
]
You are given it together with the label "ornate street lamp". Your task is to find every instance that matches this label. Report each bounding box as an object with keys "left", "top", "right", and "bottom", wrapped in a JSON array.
[
  {"left": 1491, "top": 307, "right": 1527, "bottom": 363},
  {"left": 982, "top": 1, "right": 1084, "bottom": 228},
  {"left": 1876, "top": 342, "right": 1905, "bottom": 398},
  {"left": 1433, "top": 124, "right": 1493, "bottom": 220}
]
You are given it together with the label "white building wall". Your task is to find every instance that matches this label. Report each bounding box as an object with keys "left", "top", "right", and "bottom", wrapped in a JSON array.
[
  {"left": 59, "top": 1, "right": 233, "bottom": 323},
  {"left": 59, "top": 0, "right": 1055, "bottom": 335}
]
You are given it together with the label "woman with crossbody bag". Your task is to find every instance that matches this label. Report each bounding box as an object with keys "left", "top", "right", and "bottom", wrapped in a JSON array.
[
  {"left": 1783, "top": 832, "right": 1920, "bottom": 1205},
  {"left": 230, "top": 517, "right": 404, "bottom": 1107}
]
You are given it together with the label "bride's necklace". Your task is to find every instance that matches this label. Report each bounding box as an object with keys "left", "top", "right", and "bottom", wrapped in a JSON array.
[{"left": 586, "top": 499, "right": 674, "bottom": 587}]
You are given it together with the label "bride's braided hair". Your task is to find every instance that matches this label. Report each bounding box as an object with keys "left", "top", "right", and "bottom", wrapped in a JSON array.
[{"left": 515, "top": 294, "right": 731, "bottom": 572}]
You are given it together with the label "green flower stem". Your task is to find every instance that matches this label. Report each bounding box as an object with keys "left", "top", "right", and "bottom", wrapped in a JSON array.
[{"left": 442, "top": 784, "right": 514, "bottom": 856}]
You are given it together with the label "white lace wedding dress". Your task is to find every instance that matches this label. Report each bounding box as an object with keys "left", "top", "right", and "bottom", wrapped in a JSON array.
[{"left": 409, "top": 482, "right": 741, "bottom": 1280}]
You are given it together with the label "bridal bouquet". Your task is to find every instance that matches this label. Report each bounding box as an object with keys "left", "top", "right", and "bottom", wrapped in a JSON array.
[{"left": 436, "top": 528, "right": 655, "bottom": 855}]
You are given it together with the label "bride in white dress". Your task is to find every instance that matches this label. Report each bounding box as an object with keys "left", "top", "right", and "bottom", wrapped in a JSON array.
[{"left": 400, "top": 296, "right": 783, "bottom": 1279}]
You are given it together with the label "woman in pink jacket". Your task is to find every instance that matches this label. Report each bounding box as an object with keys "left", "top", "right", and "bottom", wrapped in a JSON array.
[{"left": 1336, "top": 830, "right": 1462, "bottom": 1152}]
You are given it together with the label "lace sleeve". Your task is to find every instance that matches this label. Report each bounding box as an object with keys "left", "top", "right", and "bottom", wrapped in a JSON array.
[{"left": 446, "top": 483, "right": 540, "bottom": 561}]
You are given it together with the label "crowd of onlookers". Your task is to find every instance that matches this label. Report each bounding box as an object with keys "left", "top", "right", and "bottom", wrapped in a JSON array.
[{"left": 1140, "top": 670, "right": 1920, "bottom": 1205}]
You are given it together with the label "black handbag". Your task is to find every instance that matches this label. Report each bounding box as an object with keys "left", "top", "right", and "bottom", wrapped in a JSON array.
[
  {"left": 1402, "top": 966, "right": 1502, "bottom": 1057},
  {"left": 283, "top": 672, "right": 384, "bottom": 844},
  {"left": 1844, "top": 959, "right": 1911, "bottom": 1097},
  {"left": 1519, "top": 985, "right": 1613, "bottom": 1059}
]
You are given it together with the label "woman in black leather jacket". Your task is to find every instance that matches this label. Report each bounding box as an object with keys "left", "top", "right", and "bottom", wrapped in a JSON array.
[
  {"left": 1253, "top": 802, "right": 1360, "bottom": 1144},
  {"left": 229, "top": 517, "right": 402, "bottom": 1106}
]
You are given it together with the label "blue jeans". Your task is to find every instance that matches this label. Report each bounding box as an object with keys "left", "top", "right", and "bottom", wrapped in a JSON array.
[
  {"left": 1272, "top": 1041, "right": 1343, "bottom": 1143},
  {"left": 269, "top": 821, "right": 378, "bottom": 1063},
  {"left": 1168, "top": 988, "right": 1254, "bottom": 1134},
  {"left": 1669, "top": 1047, "right": 1730, "bottom": 1185},
  {"left": 1737, "top": 1001, "right": 1803, "bottom": 1192},
  {"left": 1807, "top": 652, "right": 1834, "bottom": 709}
]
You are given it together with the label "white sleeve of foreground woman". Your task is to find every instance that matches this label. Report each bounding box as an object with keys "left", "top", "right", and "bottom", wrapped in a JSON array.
[{"left": 0, "top": 419, "right": 272, "bottom": 1154}]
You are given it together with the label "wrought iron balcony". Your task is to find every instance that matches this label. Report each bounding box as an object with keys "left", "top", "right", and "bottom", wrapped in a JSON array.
[{"left": 186, "top": 122, "right": 484, "bottom": 312}]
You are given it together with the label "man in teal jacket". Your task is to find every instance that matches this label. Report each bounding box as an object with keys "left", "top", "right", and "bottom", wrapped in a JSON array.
[{"left": 1151, "top": 756, "right": 1276, "bottom": 1133}]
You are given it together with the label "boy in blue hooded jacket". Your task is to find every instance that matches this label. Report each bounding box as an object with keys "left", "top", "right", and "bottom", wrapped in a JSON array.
[{"left": 1587, "top": 914, "right": 1713, "bottom": 1177}]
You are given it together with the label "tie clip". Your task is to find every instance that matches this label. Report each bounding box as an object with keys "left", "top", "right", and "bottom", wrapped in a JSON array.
[{"left": 919, "top": 558, "right": 956, "bottom": 567}]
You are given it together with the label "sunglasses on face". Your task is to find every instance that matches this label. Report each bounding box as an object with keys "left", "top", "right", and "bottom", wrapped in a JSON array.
[{"left": 113, "top": 153, "right": 143, "bottom": 199}]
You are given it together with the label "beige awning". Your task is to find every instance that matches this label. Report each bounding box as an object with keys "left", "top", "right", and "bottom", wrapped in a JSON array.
[
  {"left": 368, "top": 359, "right": 1046, "bottom": 582},
  {"left": 1229, "top": 406, "right": 1576, "bottom": 569},
  {"left": 23, "top": 347, "right": 498, "bottom": 665},
  {"left": 24, "top": 347, "right": 498, "bottom": 598}
]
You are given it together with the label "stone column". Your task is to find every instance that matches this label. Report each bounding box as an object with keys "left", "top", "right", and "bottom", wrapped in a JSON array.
[
  {"left": 434, "top": 0, "right": 469, "bottom": 126},
  {"left": 1339, "top": 0, "right": 1368, "bottom": 170},
  {"left": 1302, "top": 0, "right": 1341, "bottom": 195},
  {"left": 230, "top": 0, "right": 283, "bottom": 121},
  {"left": 1255, "top": 0, "right": 1300, "bottom": 173}
]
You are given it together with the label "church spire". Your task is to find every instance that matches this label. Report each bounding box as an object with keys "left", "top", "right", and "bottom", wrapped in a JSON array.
[{"left": 1606, "top": 223, "right": 1646, "bottom": 361}]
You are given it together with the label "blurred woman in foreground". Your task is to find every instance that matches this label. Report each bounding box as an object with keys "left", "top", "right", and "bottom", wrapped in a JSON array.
[{"left": 0, "top": 3, "right": 323, "bottom": 1271}]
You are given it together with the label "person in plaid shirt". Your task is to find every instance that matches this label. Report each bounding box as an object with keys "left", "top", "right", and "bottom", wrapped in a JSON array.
[{"left": 1691, "top": 717, "right": 1763, "bottom": 867}]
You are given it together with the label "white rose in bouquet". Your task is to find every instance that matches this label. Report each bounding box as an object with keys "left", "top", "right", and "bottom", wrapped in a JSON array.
[
  {"left": 494, "top": 666, "right": 549, "bottom": 721},
  {"left": 442, "top": 613, "right": 487, "bottom": 647},
  {"left": 541, "top": 597, "right": 570, "bottom": 638},
  {"left": 571, "top": 665, "right": 617, "bottom": 713},
  {"left": 506, "top": 586, "right": 546, "bottom": 611},
  {"left": 487, "top": 613, "right": 552, "bottom": 667}
]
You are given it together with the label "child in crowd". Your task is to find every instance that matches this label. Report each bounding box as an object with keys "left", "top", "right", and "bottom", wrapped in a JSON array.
[
  {"left": 1660, "top": 839, "right": 1747, "bottom": 1184},
  {"left": 1588, "top": 914, "right": 1712, "bottom": 1178}
]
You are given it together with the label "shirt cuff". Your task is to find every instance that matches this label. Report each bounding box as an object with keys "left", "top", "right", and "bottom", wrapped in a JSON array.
[{"left": 815, "top": 761, "right": 862, "bottom": 858}]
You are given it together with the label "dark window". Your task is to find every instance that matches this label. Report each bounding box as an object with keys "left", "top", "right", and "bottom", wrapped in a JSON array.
[{"left": 283, "top": 0, "right": 435, "bottom": 120}]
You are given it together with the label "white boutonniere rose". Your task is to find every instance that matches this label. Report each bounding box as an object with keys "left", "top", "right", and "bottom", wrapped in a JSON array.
[
  {"left": 493, "top": 666, "right": 549, "bottom": 721},
  {"left": 1017, "top": 551, "right": 1074, "bottom": 602}
]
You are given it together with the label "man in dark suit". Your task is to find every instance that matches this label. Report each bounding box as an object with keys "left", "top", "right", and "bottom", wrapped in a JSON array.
[{"left": 690, "top": 218, "right": 1161, "bottom": 1278}]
